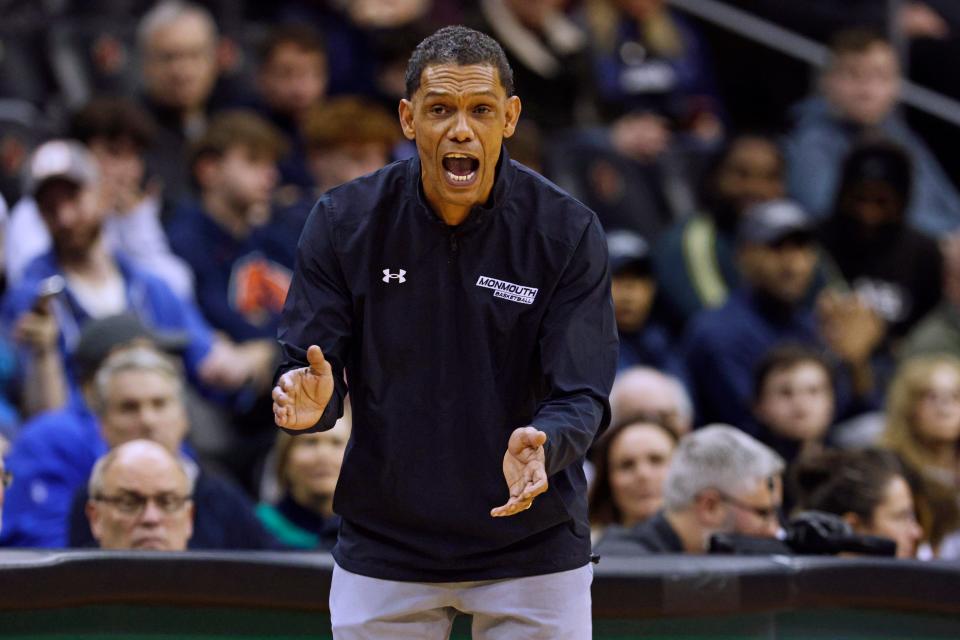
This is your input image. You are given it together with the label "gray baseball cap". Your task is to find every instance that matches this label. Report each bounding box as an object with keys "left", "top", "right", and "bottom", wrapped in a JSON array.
[
  {"left": 737, "top": 199, "right": 814, "bottom": 246},
  {"left": 607, "top": 229, "right": 652, "bottom": 276},
  {"left": 25, "top": 139, "right": 99, "bottom": 196}
]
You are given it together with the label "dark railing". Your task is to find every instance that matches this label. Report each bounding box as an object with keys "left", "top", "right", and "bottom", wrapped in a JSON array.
[{"left": 3, "top": 551, "right": 960, "bottom": 638}]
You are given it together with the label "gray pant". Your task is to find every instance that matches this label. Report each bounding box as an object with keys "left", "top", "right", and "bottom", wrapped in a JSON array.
[{"left": 330, "top": 563, "right": 593, "bottom": 639}]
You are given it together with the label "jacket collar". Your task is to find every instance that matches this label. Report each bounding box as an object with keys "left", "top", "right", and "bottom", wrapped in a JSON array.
[{"left": 407, "top": 145, "right": 517, "bottom": 233}]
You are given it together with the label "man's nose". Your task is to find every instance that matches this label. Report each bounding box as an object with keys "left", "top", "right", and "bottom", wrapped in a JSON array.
[
  {"left": 448, "top": 111, "right": 474, "bottom": 142},
  {"left": 139, "top": 499, "right": 164, "bottom": 524}
]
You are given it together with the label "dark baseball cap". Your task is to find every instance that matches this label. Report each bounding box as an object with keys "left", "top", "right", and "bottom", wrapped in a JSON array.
[
  {"left": 73, "top": 313, "right": 189, "bottom": 382},
  {"left": 737, "top": 199, "right": 814, "bottom": 246},
  {"left": 607, "top": 230, "right": 652, "bottom": 277}
]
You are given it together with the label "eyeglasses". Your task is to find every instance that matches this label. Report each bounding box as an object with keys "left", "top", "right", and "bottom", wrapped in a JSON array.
[
  {"left": 93, "top": 492, "right": 192, "bottom": 515},
  {"left": 718, "top": 491, "right": 782, "bottom": 523},
  {"left": 1, "top": 471, "right": 11, "bottom": 489}
]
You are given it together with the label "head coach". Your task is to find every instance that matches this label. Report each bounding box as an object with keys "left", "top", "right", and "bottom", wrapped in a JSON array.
[{"left": 272, "top": 25, "right": 618, "bottom": 639}]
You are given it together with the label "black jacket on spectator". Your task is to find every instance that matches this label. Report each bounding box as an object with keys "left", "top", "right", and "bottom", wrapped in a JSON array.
[
  {"left": 820, "top": 215, "right": 942, "bottom": 338},
  {"left": 594, "top": 511, "right": 684, "bottom": 556},
  {"left": 68, "top": 470, "right": 279, "bottom": 550}
]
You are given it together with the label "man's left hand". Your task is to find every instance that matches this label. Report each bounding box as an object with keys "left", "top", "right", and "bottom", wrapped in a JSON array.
[{"left": 491, "top": 427, "right": 548, "bottom": 518}]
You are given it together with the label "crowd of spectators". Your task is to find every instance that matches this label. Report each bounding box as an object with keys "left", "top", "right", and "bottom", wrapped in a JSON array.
[{"left": 1, "top": 0, "right": 960, "bottom": 564}]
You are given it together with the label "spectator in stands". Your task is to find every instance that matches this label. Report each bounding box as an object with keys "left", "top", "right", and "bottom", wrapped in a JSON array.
[
  {"left": 5, "top": 97, "right": 194, "bottom": 299},
  {"left": 302, "top": 96, "right": 402, "bottom": 197},
  {"left": 1, "top": 140, "right": 261, "bottom": 409},
  {"left": 882, "top": 355, "right": 960, "bottom": 552},
  {"left": 792, "top": 448, "right": 923, "bottom": 559},
  {"left": 0, "top": 314, "right": 184, "bottom": 548},
  {"left": 138, "top": 0, "right": 221, "bottom": 203},
  {"left": 257, "top": 408, "right": 350, "bottom": 550},
  {"left": 607, "top": 230, "right": 685, "bottom": 380},
  {"left": 785, "top": 29, "right": 960, "bottom": 235},
  {"left": 903, "top": 233, "right": 960, "bottom": 359},
  {"left": 684, "top": 199, "right": 884, "bottom": 429},
  {"left": 653, "top": 133, "right": 786, "bottom": 326},
  {"left": 86, "top": 439, "right": 194, "bottom": 551},
  {"left": 469, "top": 0, "right": 591, "bottom": 133},
  {"left": 253, "top": 25, "right": 329, "bottom": 191},
  {"left": 750, "top": 345, "right": 835, "bottom": 469},
  {"left": 166, "top": 110, "right": 291, "bottom": 379},
  {"left": 68, "top": 346, "right": 276, "bottom": 549},
  {"left": 582, "top": 0, "right": 723, "bottom": 147},
  {"left": 609, "top": 366, "right": 692, "bottom": 436},
  {"left": 820, "top": 140, "right": 942, "bottom": 339},
  {"left": 595, "top": 425, "right": 784, "bottom": 554},
  {"left": 588, "top": 413, "right": 677, "bottom": 539},
  {"left": 0, "top": 457, "right": 9, "bottom": 534}
]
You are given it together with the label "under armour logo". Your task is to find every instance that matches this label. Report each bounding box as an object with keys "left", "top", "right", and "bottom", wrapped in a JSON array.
[{"left": 382, "top": 269, "right": 406, "bottom": 283}]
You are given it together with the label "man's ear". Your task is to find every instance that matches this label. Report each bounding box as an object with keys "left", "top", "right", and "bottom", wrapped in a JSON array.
[
  {"left": 695, "top": 489, "right": 725, "bottom": 527},
  {"left": 398, "top": 99, "right": 416, "bottom": 141},
  {"left": 86, "top": 501, "right": 102, "bottom": 543},
  {"left": 503, "top": 95, "right": 522, "bottom": 139}
]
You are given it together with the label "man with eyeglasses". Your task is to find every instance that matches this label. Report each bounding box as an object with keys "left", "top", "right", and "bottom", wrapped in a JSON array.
[
  {"left": 595, "top": 424, "right": 784, "bottom": 555},
  {"left": 86, "top": 439, "right": 194, "bottom": 551}
]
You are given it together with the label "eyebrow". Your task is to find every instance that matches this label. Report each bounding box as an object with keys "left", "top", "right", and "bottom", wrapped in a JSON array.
[{"left": 423, "top": 90, "right": 500, "bottom": 101}]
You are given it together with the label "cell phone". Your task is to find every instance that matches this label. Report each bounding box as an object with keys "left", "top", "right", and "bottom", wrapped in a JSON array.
[{"left": 32, "top": 275, "right": 65, "bottom": 312}]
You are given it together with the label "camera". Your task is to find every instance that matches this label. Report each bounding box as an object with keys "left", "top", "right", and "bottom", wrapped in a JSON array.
[{"left": 708, "top": 511, "right": 896, "bottom": 556}]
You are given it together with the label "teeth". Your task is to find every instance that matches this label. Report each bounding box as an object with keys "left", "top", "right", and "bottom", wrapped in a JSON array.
[
  {"left": 446, "top": 153, "right": 472, "bottom": 159},
  {"left": 446, "top": 170, "right": 476, "bottom": 183}
]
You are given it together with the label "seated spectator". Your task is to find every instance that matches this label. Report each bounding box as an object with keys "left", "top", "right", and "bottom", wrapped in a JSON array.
[
  {"left": 582, "top": 0, "right": 723, "bottom": 147},
  {"left": 469, "top": 0, "right": 591, "bottom": 133},
  {"left": 0, "top": 314, "right": 184, "bottom": 548},
  {"left": 750, "top": 345, "right": 835, "bottom": 468},
  {"left": 0, "top": 457, "right": 9, "bottom": 534},
  {"left": 881, "top": 355, "right": 960, "bottom": 553},
  {"left": 684, "top": 199, "right": 884, "bottom": 429},
  {"left": 167, "top": 110, "right": 292, "bottom": 358},
  {"left": 86, "top": 439, "right": 194, "bottom": 551},
  {"left": 819, "top": 140, "right": 942, "bottom": 339},
  {"left": 67, "top": 346, "right": 276, "bottom": 549},
  {"left": 653, "top": 133, "right": 786, "bottom": 326},
  {"left": 588, "top": 413, "right": 677, "bottom": 539},
  {"left": 903, "top": 233, "right": 960, "bottom": 359},
  {"left": 784, "top": 29, "right": 960, "bottom": 235},
  {"left": 609, "top": 366, "right": 692, "bottom": 436},
  {"left": 252, "top": 25, "right": 329, "bottom": 191},
  {"left": 5, "top": 97, "right": 194, "bottom": 299},
  {"left": 792, "top": 448, "right": 923, "bottom": 559},
  {"left": 302, "top": 96, "right": 401, "bottom": 197},
  {"left": 256, "top": 409, "right": 351, "bottom": 550},
  {"left": 595, "top": 425, "right": 783, "bottom": 555},
  {"left": 607, "top": 230, "right": 685, "bottom": 380},
  {"left": 0, "top": 330, "right": 275, "bottom": 550},
  {"left": 1, "top": 140, "right": 259, "bottom": 410},
  {"left": 137, "top": 0, "right": 222, "bottom": 204}
]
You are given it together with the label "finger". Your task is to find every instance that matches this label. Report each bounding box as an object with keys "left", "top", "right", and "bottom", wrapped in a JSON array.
[
  {"left": 519, "top": 475, "right": 548, "bottom": 501},
  {"left": 272, "top": 387, "right": 291, "bottom": 406},
  {"left": 521, "top": 428, "right": 547, "bottom": 448},
  {"left": 279, "top": 373, "right": 295, "bottom": 393},
  {"left": 491, "top": 498, "right": 533, "bottom": 518},
  {"left": 306, "top": 345, "right": 328, "bottom": 373}
]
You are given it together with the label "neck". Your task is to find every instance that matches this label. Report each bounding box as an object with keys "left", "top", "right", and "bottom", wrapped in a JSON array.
[
  {"left": 60, "top": 235, "right": 114, "bottom": 276},
  {"left": 665, "top": 509, "right": 708, "bottom": 553},
  {"left": 290, "top": 487, "right": 334, "bottom": 518},
  {"left": 921, "top": 439, "right": 957, "bottom": 470},
  {"left": 202, "top": 191, "right": 252, "bottom": 238}
]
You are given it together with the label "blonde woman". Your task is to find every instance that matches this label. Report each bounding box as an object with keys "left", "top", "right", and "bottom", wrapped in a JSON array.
[{"left": 882, "top": 355, "right": 960, "bottom": 553}]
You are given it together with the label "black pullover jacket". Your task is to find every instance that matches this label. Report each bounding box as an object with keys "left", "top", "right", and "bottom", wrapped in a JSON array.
[{"left": 277, "top": 148, "right": 618, "bottom": 581}]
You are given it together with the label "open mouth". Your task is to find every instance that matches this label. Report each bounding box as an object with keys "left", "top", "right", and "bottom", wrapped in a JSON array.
[{"left": 442, "top": 153, "right": 480, "bottom": 185}]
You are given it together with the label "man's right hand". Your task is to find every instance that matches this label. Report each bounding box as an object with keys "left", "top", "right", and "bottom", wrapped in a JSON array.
[{"left": 272, "top": 345, "right": 335, "bottom": 430}]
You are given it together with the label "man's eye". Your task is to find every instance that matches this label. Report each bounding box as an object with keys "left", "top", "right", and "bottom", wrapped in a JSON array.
[
  {"left": 475, "top": 106, "right": 492, "bottom": 114},
  {"left": 430, "top": 105, "right": 447, "bottom": 115}
]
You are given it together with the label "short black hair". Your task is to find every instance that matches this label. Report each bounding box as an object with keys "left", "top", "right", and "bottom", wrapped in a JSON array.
[
  {"left": 404, "top": 25, "right": 514, "bottom": 99},
  {"left": 752, "top": 344, "right": 833, "bottom": 403},
  {"left": 69, "top": 97, "right": 157, "bottom": 150}
]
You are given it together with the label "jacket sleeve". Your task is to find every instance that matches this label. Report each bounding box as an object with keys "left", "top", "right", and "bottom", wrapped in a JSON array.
[
  {"left": 532, "top": 216, "right": 618, "bottom": 475},
  {"left": 275, "top": 197, "right": 352, "bottom": 434}
]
